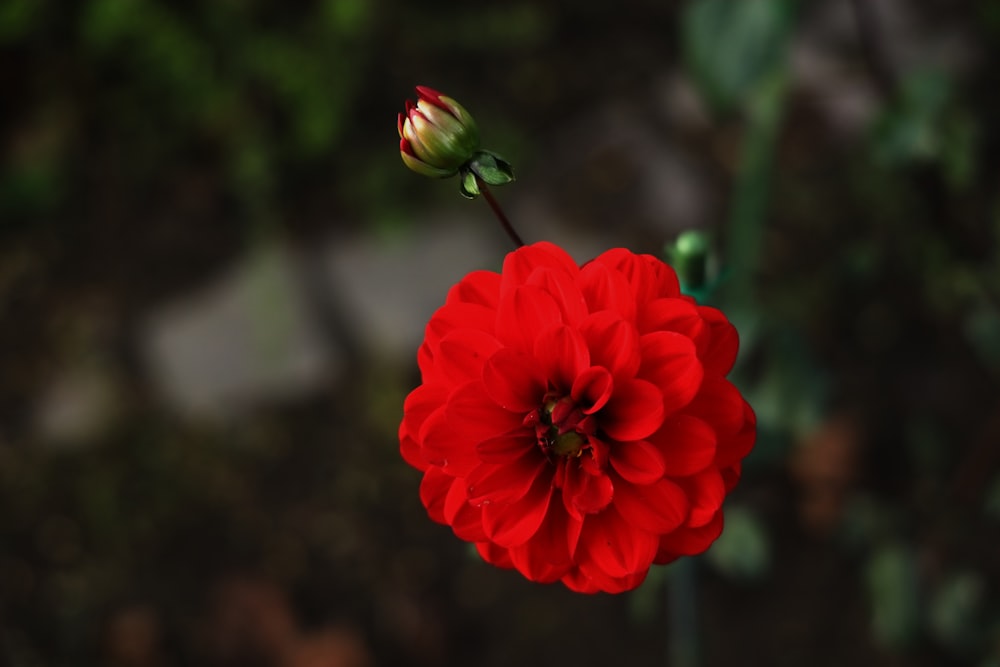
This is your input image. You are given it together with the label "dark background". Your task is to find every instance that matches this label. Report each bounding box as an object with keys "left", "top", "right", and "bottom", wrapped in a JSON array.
[{"left": 2, "top": 1, "right": 1000, "bottom": 665}]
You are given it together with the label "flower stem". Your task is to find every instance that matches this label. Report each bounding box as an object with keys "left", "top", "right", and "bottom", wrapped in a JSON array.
[{"left": 476, "top": 177, "right": 524, "bottom": 248}]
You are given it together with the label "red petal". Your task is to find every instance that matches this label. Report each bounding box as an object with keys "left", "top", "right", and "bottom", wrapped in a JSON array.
[
  {"left": 654, "top": 509, "right": 724, "bottom": 561},
  {"left": 419, "top": 407, "right": 480, "bottom": 475},
  {"left": 475, "top": 430, "right": 535, "bottom": 463},
  {"left": 563, "top": 467, "right": 614, "bottom": 516},
  {"left": 613, "top": 477, "right": 688, "bottom": 534},
  {"left": 600, "top": 378, "right": 665, "bottom": 442},
  {"left": 570, "top": 365, "right": 614, "bottom": 414},
  {"left": 415, "top": 85, "right": 448, "bottom": 110},
  {"left": 637, "top": 298, "right": 704, "bottom": 338},
  {"left": 527, "top": 266, "right": 588, "bottom": 325},
  {"left": 577, "top": 261, "right": 636, "bottom": 322},
  {"left": 475, "top": 541, "right": 514, "bottom": 569},
  {"left": 481, "top": 472, "right": 553, "bottom": 547},
  {"left": 696, "top": 306, "right": 739, "bottom": 374},
  {"left": 445, "top": 381, "right": 525, "bottom": 442},
  {"left": 610, "top": 440, "right": 666, "bottom": 484},
  {"left": 399, "top": 384, "right": 449, "bottom": 469},
  {"left": 591, "top": 248, "right": 677, "bottom": 305},
  {"left": 721, "top": 463, "right": 742, "bottom": 492},
  {"left": 500, "top": 242, "right": 579, "bottom": 298},
  {"left": 424, "top": 302, "right": 496, "bottom": 351},
  {"left": 509, "top": 504, "right": 575, "bottom": 583},
  {"left": 639, "top": 331, "right": 703, "bottom": 415},
  {"left": 715, "top": 404, "right": 756, "bottom": 467},
  {"left": 419, "top": 467, "right": 454, "bottom": 524},
  {"left": 686, "top": 374, "right": 746, "bottom": 435},
  {"left": 444, "top": 476, "right": 487, "bottom": 541},
  {"left": 482, "top": 347, "right": 546, "bottom": 412},
  {"left": 465, "top": 454, "right": 548, "bottom": 505},
  {"left": 580, "top": 311, "right": 641, "bottom": 378},
  {"left": 576, "top": 505, "right": 658, "bottom": 578},
  {"left": 435, "top": 329, "right": 503, "bottom": 385},
  {"left": 648, "top": 414, "right": 717, "bottom": 477},
  {"left": 533, "top": 324, "right": 589, "bottom": 393},
  {"left": 644, "top": 254, "right": 681, "bottom": 298},
  {"left": 495, "top": 285, "right": 563, "bottom": 353},
  {"left": 446, "top": 269, "right": 501, "bottom": 308},
  {"left": 678, "top": 468, "right": 726, "bottom": 527}
]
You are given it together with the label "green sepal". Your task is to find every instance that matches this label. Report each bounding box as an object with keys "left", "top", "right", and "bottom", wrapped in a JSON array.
[
  {"left": 468, "top": 150, "right": 515, "bottom": 187},
  {"left": 459, "top": 169, "right": 481, "bottom": 199}
]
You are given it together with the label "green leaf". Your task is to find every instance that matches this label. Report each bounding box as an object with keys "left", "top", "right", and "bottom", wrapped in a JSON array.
[
  {"left": 866, "top": 543, "right": 921, "bottom": 650},
  {"left": 459, "top": 170, "right": 480, "bottom": 199},
  {"left": 928, "top": 571, "right": 986, "bottom": 653},
  {"left": 468, "top": 151, "right": 515, "bottom": 186},
  {"left": 682, "top": 0, "right": 794, "bottom": 114},
  {"left": 705, "top": 505, "right": 770, "bottom": 582}
]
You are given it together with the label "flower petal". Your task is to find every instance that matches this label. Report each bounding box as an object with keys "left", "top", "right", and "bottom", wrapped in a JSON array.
[
  {"left": 444, "top": 476, "right": 487, "bottom": 542},
  {"left": 696, "top": 305, "right": 739, "bottom": 374},
  {"left": 637, "top": 298, "right": 704, "bottom": 338},
  {"left": 600, "top": 378, "right": 665, "bottom": 442},
  {"left": 475, "top": 541, "right": 514, "bottom": 569},
  {"left": 715, "top": 402, "right": 756, "bottom": 467},
  {"left": 436, "top": 329, "right": 503, "bottom": 385},
  {"left": 610, "top": 440, "right": 666, "bottom": 484},
  {"left": 570, "top": 365, "right": 614, "bottom": 414},
  {"left": 419, "top": 466, "right": 454, "bottom": 525},
  {"left": 509, "top": 504, "right": 575, "bottom": 583},
  {"left": 614, "top": 477, "right": 689, "bottom": 534},
  {"left": 527, "top": 266, "right": 588, "bottom": 326},
  {"left": 576, "top": 504, "right": 658, "bottom": 578},
  {"left": 686, "top": 374, "right": 745, "bottom": 435},
  {"left": 495, "top": 285, "right": 563, "bottom": 353},
  {"left": 423, "top": 302, "right": 496, "bottom": 350},
  {"left": 577, "top": 261, "right": 637, "bottom": 322},
  {"left": 678, "top": 468, "right": 726, "bottom": 527},
  {"left": 419, "top": 407, "right": 480, "bottom": 475},
  {"left": 446, "top": 380, "right": 525, "bottom": 442},
  {"left": 580, "top": 311, "right": 641, "bottom": 378},
  {"left": 648, "top": 414, "right": 717, "bottom": 477},
  {"left": 639, "top": 331, "right": 703, "bottom": 415},
  {"left": 466, "top": 453, "right": 548, "bottom": 506},
  {"left": 482, "top": 347, "right": 547, "bottom": 412},
  {"left": 654, "top": 509, "right": 724, "bottom": 562},
  {"left": 563, "top": 467, "right": 614, "bottom": 516},
  {"left": 446, "top": 269, "right": 501, "bottom": 308},
  {"left": 475, "top": 430, "right": 535, "bottom": 464},
  {"left": 481, "top": 472, "right": 554, "bottom": 547},
  {"left": 500, "top": 242, "right": 579, "bottom": 297},
  {"left": 533, "top": 324, "right": 590, "bottom": 393}
]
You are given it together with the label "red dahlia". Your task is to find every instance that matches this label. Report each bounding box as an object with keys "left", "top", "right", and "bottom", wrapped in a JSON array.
[{"left": 399, "top": 242, "right": 755, "bottom": 593}]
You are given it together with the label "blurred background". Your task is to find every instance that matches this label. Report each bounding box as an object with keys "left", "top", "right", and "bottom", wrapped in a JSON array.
[{"left": 2, "top": 0, "right": 1000, "bottom": 665}]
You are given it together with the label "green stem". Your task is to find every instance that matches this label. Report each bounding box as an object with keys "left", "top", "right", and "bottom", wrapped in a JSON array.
[
  {"left": 725, "top": 71, "right": 789, "bottom": 305},
  {"left": 476, "top": 177, "right": 525, "bottom": 248},
  {"left": 667, "top": 558, "right": 699, "bottom": 667}
]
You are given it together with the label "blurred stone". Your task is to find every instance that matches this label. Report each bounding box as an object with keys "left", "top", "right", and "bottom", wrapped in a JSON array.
[
  {"left": 34, "top": 363, "right": 119, "bottom": 446},
  {"left": 321, "top": 221, "right": 497, "bottom": 360},
  {"left": 142, "top": 245, "right": 340, "bottom": 419}
]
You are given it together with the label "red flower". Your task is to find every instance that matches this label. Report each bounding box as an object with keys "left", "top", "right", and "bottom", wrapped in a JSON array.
[{"left": 399, "top": 242, "right": 756, "bottom": 593}]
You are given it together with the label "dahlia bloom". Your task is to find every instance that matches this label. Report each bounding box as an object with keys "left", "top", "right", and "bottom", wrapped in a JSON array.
[{"left": 399, "top": 242, "right": 756, "bottom": 593}]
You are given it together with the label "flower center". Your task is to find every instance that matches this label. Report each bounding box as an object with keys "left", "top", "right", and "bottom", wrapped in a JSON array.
[{"left": 526, "top": 394, "right": 597, "bottom": 459}]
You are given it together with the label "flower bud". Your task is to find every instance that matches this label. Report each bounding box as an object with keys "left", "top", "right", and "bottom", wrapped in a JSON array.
[{"left": 398, "top": 86, "right": 480, "bottom": 178}]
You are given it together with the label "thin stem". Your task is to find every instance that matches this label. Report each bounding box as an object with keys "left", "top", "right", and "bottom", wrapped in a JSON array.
[{"left": 476, "top": 177, "right": 525, "bottom": 248}]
